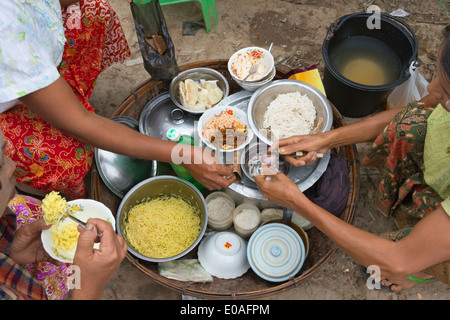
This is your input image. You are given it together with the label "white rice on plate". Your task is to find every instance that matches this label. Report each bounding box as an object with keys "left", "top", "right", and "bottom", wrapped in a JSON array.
[{"left": 262, "top": 91, "right": 316, "bottom": 140}]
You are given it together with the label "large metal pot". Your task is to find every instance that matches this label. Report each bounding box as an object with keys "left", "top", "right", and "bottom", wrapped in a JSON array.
[{"left": 116, "top": 175, "right": 208, "bottom": 262}]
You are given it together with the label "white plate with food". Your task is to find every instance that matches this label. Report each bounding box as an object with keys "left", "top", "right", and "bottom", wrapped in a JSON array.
[
  {"left": 197, "top": 105, "right": 253, "bottom": 153},
  {"left": 41, "top": 197, "right": 115, "bottom": 263}
]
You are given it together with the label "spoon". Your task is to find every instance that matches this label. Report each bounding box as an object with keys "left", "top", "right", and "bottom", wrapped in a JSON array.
[{"left": 241, "top": 63, "right": 258, "bottom": 83}]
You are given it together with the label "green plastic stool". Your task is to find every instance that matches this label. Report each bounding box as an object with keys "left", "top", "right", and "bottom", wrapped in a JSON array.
[
  {"left": 160, "top": 0, "right": 218, "bottom": 33},
  {"left": 134, "top": 0, "right": 218, "bottom": 33}
]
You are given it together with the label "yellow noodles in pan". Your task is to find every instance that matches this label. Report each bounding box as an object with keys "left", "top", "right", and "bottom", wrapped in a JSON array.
[{"left": 125, "top": 196, "right": 202, "bottom": 259}]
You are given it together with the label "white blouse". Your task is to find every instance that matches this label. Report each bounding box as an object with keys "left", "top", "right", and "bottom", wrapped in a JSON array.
[{"left": 0, "top": 0, "right": 66, "bottom": 113}]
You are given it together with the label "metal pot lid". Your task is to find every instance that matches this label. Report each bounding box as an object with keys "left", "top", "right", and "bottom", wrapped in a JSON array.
[
  {"left": 94, "top": 116, "right": 156, "bottom": 198},
  {"left": 139, "top": 92, "right": 199, "bottom": 140},
  {"left": 247, "top": 223, "right": 305, "bottom": 282}
]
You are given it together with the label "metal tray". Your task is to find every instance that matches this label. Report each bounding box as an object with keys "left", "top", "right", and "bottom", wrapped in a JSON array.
[
  {"left": 138, "top": 91, "right": 330, "bottom": 202},
  {"left": 218, "top": 91, "right": 331, "bottom": 201}
]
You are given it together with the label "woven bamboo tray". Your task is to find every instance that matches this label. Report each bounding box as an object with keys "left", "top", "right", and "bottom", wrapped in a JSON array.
[{"left": 90, "top": 60, "right": 360, "bottom": 300}]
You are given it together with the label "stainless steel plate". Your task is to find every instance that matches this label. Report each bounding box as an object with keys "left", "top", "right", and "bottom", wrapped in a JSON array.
[
  {"left": 138, "top": 90, "right": 330, "bottom": 202},
  {"left": 218, "top": 91, "right": 331, "bottom": 200},
  {"left": 94, "top": 116, "right": 157, "bottom": 198}
]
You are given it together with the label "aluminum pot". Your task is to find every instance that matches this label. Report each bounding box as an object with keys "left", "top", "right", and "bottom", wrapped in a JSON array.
[{"left": 116, "top": 175, "right": 208, "bottom": 262}]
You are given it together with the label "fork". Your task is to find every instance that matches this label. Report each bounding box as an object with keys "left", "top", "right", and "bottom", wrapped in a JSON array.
[
  {"left": 241, "top": 63, "right": 259, "bottom": 83},
  {"left": 65, "top": 209, "right": 103, "bottom": 238}
]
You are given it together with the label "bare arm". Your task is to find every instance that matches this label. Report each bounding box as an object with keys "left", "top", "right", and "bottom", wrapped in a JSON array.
[
  {"left": 19, "top": 77, "right": 177, "bottom": 162},
  {"left": 274, "top": 106, "right": 404, "bottom": 160},
  {"left": 19, "top": 77, "right": 234, "bottom": 190},
  {"left": 255, "top": 173, "right": 450, "bottom": 289},
  {"left": 322, "top": 107, "right": 403, "bottom": 149},
  {"left": 275, "top": 95, "right": 438, "bottom": 166}
]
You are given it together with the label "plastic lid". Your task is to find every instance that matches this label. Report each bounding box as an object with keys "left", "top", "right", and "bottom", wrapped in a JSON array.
[
  {"left": 215, "top": 232, "right": 241, "bottom": 256},
  {"left": 166, "top": 128, "right": 180, "bottom": 142},
  {"left": 247, "top": 223, "right": 305, "bottom": 282}
]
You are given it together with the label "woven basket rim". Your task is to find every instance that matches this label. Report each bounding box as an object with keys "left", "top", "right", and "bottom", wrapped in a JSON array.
[{"left": 91, "top": 60, "right": 360, "bottom": 300}]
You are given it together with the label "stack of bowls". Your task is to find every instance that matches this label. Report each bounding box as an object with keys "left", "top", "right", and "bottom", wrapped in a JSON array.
[{"left": 228, "top": 46, "right": 275, "bottom": 92}]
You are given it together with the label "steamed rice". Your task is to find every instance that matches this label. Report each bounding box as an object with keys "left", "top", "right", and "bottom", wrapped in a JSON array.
[{"left": 262, "top": 91, "right": 316, "bottom": 140}]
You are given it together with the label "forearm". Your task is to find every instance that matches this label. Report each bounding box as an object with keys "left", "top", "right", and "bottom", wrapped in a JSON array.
[
  {"left": 322, "top": 107, "right": 404, "bottom": 149},
  {"left": 293, "top": 194, "right": 450, "bottom": 277},
  {"left": 78, "top": 112, "right": 178, "bottom": 163},
  {"left": 292, "top": 194, "right": 397, "bottom": 270},
  {"left": 19, "top": 77, "right": 177, "bottom": 163}
]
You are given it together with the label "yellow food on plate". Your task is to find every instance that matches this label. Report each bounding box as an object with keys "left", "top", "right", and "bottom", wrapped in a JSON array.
[
  {"left": 51, "top": 221, "right": 79, "bottom": 254},
  {"left": 41, "top": 191, "right": 68, "bottom": 225},
  {"left": 125, "top": 196, "right": 202, "bottom": 259}
]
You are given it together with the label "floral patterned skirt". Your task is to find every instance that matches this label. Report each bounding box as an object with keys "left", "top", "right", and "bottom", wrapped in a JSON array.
[
  {"left": 0, "top": 0, "right": 131, "bottom": 200},
  {"left": 363, "top": 102, "right": 442, "bottom": 228},
  {"left": 363, "top": 102, "right": 449, "bottom": 285},
  {"left": 8, "top": 195, "right": 71, "bottom": 300}
]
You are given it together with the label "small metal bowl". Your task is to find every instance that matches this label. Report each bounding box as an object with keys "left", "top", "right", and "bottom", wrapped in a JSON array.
[
  {"left": 169, "top": 67, "right": 230, "bottom": 115},
  {"left": 116, "top": 176, "right": 208, "bottom": 263},
  {"left": 247, "top": 79, "right": 333, "bottom": 146},
  {"left": 240, "top": 142, "right": 291, "bottom": 182}
]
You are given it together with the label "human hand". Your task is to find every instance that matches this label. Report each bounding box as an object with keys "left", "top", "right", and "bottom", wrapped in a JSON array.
[
  {"left": 72, "top": 218, "right": 127, "bottom": 300},
  {"left": 270, "top": 134, "right": 329, "bottom": 166},
  {"left": 254, "top": 170, "right": 303, "bottom": 210},
  {"left": 182, "top": 146, "right": 236, "bottom": 190},
  {"left": 9, "top": 218, "right": 58, "bottom": 265}
]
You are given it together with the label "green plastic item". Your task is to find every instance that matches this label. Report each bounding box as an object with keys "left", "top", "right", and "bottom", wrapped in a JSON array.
[
  {"left": 406, "top": 275, "right": 433, "bottom": 284},
  {"left": 167, "top": 129, "right": 205, "bottom": 190},
  {"left": 132, "top": 0, "right": 218, "bottom": 33}
]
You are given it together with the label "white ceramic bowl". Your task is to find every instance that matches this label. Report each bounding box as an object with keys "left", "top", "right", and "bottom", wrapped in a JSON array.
[
  {"left": 41, "top": 199, "right": 116, "bottom": 263},
  {"left": 198, "top": 105, "right": 253, "bottom": 153},
  {"left": 198, "top": 231, "right": 250, "bottom": 279},
  {"left": 233, "top": 66, "right": 276, "bottom": 92},
  {"left": 228, "top": 46, "right": 274, "bottom": 82}
]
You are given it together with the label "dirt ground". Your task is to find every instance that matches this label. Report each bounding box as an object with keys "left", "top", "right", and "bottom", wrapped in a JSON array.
[{"left": 88, "top": 0, "right": 450, "bottom": 300}]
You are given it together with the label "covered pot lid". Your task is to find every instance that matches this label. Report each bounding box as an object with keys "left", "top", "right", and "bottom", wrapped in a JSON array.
[
  {"left": 247, "top": 223, "right": 305, "bottom": 282},
  {"left": 139, "top": 92, "right": 199, "bottom": 141}
]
